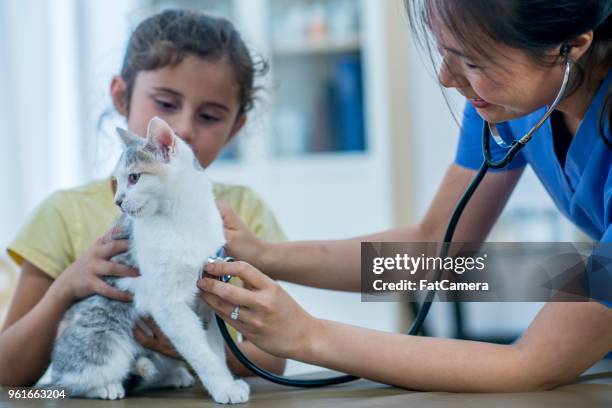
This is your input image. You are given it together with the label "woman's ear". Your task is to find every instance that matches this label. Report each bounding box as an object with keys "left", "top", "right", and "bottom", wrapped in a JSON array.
[
  {"left": 566, "top": 31, "right": 594, "bottom": 62},
  {"left": 225, "top": 114, "right": 247, "bottom": 146},
  {"left": 110, "top": 75, "right": 129, "bottom": 117}
]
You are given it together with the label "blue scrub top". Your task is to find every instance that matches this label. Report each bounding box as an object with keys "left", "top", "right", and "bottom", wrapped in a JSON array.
[{"left": 455, "top": 69, "right": 612, "bottom": 310}]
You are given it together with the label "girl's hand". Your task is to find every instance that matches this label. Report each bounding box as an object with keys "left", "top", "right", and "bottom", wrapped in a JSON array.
[
  {"left": 198, "top": 260, "right": 318, "bottom": 360},
  {"left": 53, "top": 227, "right": 139, "bottom": 304},
  {"left": 216, "top": 201, "right": 267, "bottom": 266},
  {"left": 133, "top": 317, "right": 182, "bottom": 360}
]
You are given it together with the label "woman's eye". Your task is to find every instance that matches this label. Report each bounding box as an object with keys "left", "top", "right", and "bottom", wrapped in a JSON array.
[
  {"left": 128, "top": 173, "right": 141, "bottom": 185},
  {"left": 155, "top": 99, "right": 177, "bottom": 110},
  {"left": 465, "top": 62, "right": 481, "bottom": 69}
]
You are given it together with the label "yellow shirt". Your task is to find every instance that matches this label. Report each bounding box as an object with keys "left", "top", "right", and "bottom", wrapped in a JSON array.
[
  {"left": 8, "top": 178, "right": 285, "bottom": 278},
  {"left": 7, "top": 179, "right": 285, "bottom": 342}
]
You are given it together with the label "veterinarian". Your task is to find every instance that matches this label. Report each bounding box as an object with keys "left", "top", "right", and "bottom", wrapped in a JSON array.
[{"left": 199, "top": 0, "right": 612, "bottom": 392}]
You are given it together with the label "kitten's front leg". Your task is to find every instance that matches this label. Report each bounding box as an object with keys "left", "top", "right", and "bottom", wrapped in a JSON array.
[
  {"left": 195, "top": 301, "right": 245, "bottom": 394},
  {"left": 200, "top": 303, "right": 226, "bottom": 358},
  {"left": 150, "top": 303, "right": 249, "bottom": 404}
]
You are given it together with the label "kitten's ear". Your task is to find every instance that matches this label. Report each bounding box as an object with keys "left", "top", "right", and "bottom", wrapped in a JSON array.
[
  {"left": 146, "top": 117, "right": 176, "bottom": 162},
  {"left": 116, "top": 127, "right": 142, "bottom": 148}
]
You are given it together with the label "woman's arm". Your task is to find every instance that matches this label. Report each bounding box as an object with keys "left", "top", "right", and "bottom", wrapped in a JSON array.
[
  {"left": 303, "top": 302, "right": 612, "bottom": 391},
  {"left": 200, "top": 262, "right": 612, "bottom": 392},
  {"left": 222, "top": 164, "right": 524, "bottom": 291}
]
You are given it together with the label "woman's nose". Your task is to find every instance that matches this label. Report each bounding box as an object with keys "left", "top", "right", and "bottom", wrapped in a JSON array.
[{"left": 438, "top": 60, "right": 466, "bottom": 89}]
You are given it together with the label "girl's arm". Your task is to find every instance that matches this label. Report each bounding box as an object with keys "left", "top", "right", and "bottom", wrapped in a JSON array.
[
  {"left": 0, "top": 236, "right": 137, "bottom": 386},
  {"left": 200, "top": 262, "right": 612, "bottom": 392},
  {"left": 133, "top": 317, "right": 287, "bottom": 376},
  {"left": 0, "top": 263, "right": 69, "bottom": 386},
  {"left": 226, "top": 339, "right": 286, "bottom": 376},
  {"left": 222, "top": 164, "right": 524, "bottom": 291}
]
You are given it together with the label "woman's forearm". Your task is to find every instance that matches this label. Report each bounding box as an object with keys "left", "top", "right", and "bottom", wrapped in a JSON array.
[
  {"left": 226, "top": 341, "right": 286, "bottom": 377},
  {"left": 298, "top": 319, "right": 542, "bottom": 392},
  {"left": 258, "top": 226, "right": 425, "bottom": 291},
  {"left": 0, "top": 283, "right": 71, "bottom": 386}
]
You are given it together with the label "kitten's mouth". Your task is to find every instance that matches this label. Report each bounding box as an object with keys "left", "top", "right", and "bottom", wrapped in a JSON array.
[{"left": 125, "top": 205, "right": 146, "bottom": 217}]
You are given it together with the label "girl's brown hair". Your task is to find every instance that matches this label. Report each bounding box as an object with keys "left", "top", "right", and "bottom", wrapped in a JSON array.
[{"left": 120, "top": 9, "right": 268, "bottom": 117}]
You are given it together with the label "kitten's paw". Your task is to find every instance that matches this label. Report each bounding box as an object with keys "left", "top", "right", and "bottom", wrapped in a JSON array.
[
  {"left": 234, "top": 379, "right": 250, "bottom": 396},
  {"left": 208, "top": 379, "right": 250, "bottom": 404},
  {"left": 170, "top": 367, "right": 195, "bottom": 388},
  {"left": 85, "top": 382, "right": 125, "bottom": 400},
  {"left": 155, "top": 366, "right": 195, "bottom": 389},
  {"left": 134, "top": 356, "right": 160, "bottom": 382}
]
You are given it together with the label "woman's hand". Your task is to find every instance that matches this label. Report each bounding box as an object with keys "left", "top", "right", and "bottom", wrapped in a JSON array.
[
  {"left": 53, "top": 227, "right": 139, "bottom": 304},
  {"left": 198, "top": 260, "right": 319, "bottom": 360},
  {"left": 133, "top": 317, "right": 182, "bottom": 359},
  {"left": 216, "top": 201, "right": 267, "bottom": 266}
]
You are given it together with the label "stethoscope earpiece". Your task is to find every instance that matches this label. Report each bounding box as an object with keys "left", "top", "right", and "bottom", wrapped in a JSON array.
[{"left": 560, "top": 43, "right": 571, "bottom": 57}]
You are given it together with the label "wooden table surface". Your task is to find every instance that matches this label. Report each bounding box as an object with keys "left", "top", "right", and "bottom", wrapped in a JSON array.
[{"left": 1, "top": 369, "right": 610, "bottom": 407}]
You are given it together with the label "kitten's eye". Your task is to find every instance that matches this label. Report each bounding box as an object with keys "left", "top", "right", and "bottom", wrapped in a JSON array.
[{"left": 128, "top": 173, "right": 141, "bottom": 185}]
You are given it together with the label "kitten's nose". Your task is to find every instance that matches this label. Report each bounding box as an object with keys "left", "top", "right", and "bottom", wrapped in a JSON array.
[{"left": 115, "top": 199, "right": 123, "bottom": 208}]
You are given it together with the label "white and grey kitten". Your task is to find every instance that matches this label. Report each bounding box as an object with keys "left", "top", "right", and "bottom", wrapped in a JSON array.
[{"left": 48, "top": 117, "right": 249, "bottom": 404}]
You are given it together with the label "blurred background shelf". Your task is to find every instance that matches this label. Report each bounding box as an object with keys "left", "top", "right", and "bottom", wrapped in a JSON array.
[
  {"left": 272, "top": 35, "right": 361, "bottom": 56},
  {"left": 150, "top": 0, "right": 368, "bottom": 159}
]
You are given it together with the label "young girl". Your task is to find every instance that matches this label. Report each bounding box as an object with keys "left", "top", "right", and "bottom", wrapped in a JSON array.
[
  {"left": 196, "top": 0, "right": 612, "bottom": 392},
  {"left": 0, "top": 9, "right": 286, "bottom": 386}
]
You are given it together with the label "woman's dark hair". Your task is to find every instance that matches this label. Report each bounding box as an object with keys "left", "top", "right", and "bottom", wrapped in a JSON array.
[
  {"left": 405, "top": 0, "right": 612, "bottom": 144},
  {"left": 120, "top": 9, "right": 268, "bottom": 117}
]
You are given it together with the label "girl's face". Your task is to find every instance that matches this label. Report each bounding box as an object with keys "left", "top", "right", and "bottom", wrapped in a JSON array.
[
  {"left": 113, "top": 55, "right": 245, "bottom": 168},
  {"left": 435, "top": 28, "right": 568, "bottom": 124}
]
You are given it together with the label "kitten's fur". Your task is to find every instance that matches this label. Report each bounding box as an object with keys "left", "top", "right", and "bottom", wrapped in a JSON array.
[{"left": 48, "top": 117, "right": 249, "bottom": 403}]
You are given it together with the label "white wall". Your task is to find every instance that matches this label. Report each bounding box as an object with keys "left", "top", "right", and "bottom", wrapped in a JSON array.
[
  {"left": 76, "top": 0, "right": 145, "bottom": 182},
  {"left": 0, "top": 0, "right": 79, "bottom": 250}
]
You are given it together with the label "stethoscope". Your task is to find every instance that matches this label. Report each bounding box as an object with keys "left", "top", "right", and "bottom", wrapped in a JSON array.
[{"left": 213, "top": 53, "right": 573, "bottom": 387}]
